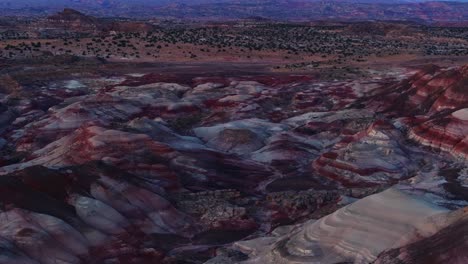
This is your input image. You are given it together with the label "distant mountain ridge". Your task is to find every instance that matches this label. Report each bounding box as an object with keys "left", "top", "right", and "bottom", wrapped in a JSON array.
[{"left": 0, "top": 0, "right": 467, "bottom": 22}]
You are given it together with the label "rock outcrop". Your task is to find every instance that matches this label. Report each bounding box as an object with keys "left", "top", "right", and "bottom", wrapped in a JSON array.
[
  {"left": 375, "top": 208, "right": 468, "bottom": 264},
  {"left": 373, "top": 65, "right": 468, "bottom": 160},
  {"left": 235, "top": 188, "right": 450, "bottom": 264}
]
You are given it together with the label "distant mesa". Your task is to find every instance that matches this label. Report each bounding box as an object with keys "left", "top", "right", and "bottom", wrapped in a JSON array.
[
  {"left": 44, "top": 8, "right": 153, "bottom": 33},
  {"left": 45, "top": 8, "right": 99, "bottom": 31},
  {"left": 47, "top": 8, "right": 97, "bottom": 23}
]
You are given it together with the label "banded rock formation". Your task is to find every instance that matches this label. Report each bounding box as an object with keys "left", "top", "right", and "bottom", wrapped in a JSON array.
[
  {"left": 235, "top": 188, "right": 451, "bottom": 264},
  {"left": 0, "top": 65, "right": 466, "bottom": 263}
]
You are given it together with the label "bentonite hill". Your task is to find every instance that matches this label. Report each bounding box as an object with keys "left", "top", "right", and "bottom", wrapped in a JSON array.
[{"left": 0, "top": 1, "right": 467, "bottom": 264}]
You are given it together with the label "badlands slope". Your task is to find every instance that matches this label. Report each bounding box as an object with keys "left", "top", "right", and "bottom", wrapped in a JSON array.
[{"left": 0, "top": 64, "right": 466, "bottom": 263}]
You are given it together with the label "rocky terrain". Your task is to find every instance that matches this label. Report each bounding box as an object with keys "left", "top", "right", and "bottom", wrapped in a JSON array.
[
  {"left": 0, "top": 2, "right": 466, "bottom": 264},
  {"left": 0, "top": 58, "right": 466, "bottom": 263}
]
